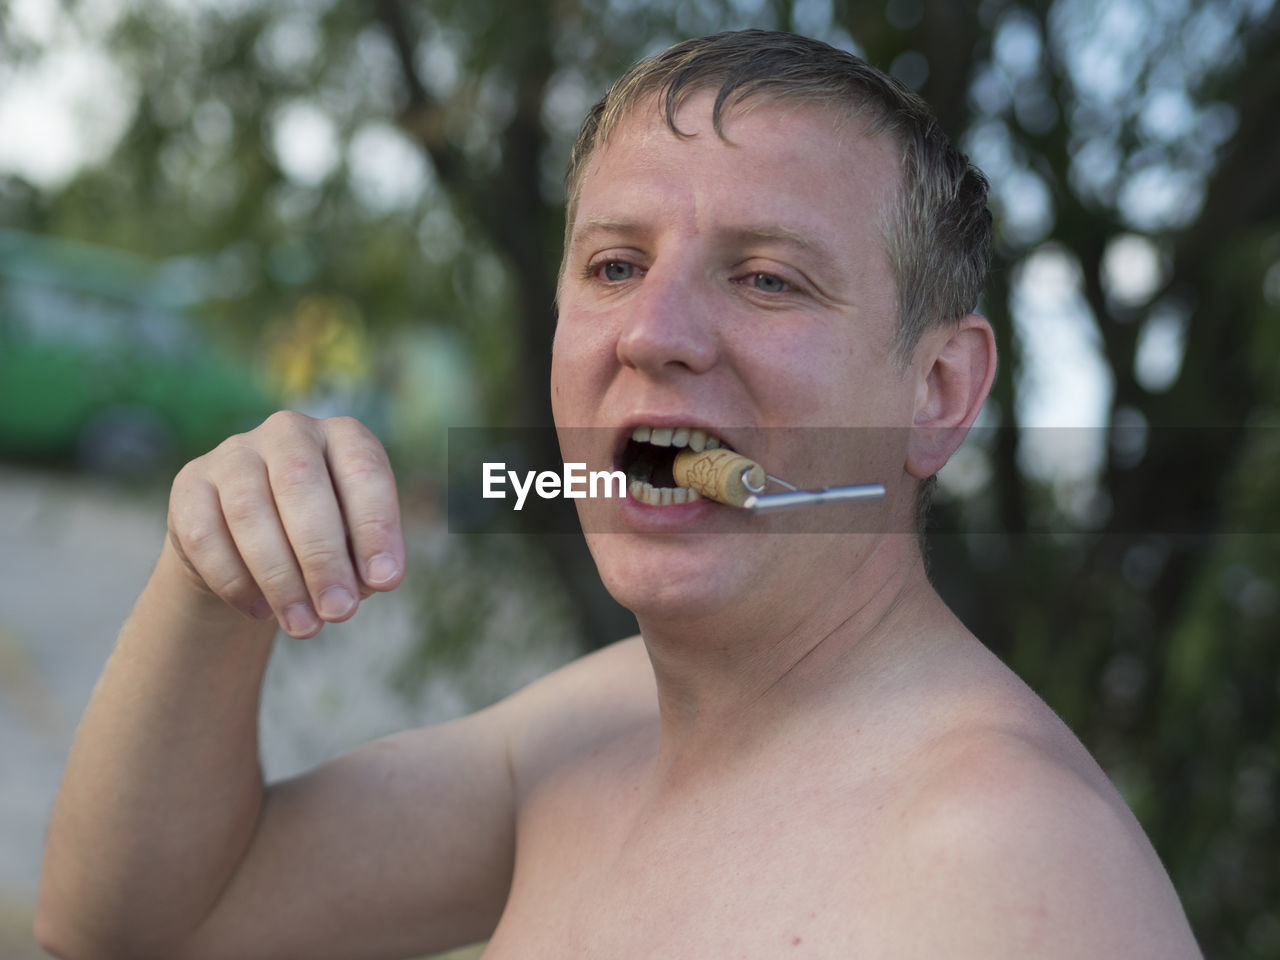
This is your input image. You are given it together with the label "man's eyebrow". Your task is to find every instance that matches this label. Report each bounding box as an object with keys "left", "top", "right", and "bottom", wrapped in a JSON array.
[
  {"left": 722, "top": 225, "right": 842, "bottom": 272},
  {"left": 571, "top": 219, "right": 840, "bottom": 265},
  {"left": 568, "top": 217, "right": 649, "bottom": 248}
]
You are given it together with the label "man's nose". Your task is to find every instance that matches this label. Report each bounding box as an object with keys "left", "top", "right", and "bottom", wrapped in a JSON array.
[{"left": 615, "top": 264, "right": 718, "bottom": 377}]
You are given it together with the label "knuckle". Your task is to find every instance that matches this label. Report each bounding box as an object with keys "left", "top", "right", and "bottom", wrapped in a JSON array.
[
  {"left": 179, "top": 519, "right": 226, "bottom": 558},
  {"left": 327, "top": 414, "right": 363, "bottom": 433},
  {"left": 206, "top": 437, "right": 263, "bottom": 482},
  {"left": 212, "top": 431, "right": 253, "bottom": 459},
  {"left": 326, "top": 414, "right": 374, "bottom": 440},
  {"left": 272, "top": 455, "right": 323, "bottom": 495},
  {"left": 169, "top": 484, "right": 217, "bottom": 543},
  {"left": 329, "top": 416, "right": 384, "bottom": 455},
  {"left": 172, "top": 457, "right": 202, "bottom": 487},
  {"left": 264, "top": 409, "right": 312, "bottom": 433},
  {"left": 170, "top": 459, "right": 209, "bottom": 505},
  {"left": 212, "top": 571, "right": 260, "bottom": 606},
  {"left": 294, "top": 542, "right": 348, "bottom": 573},
  {"left": 350, "top": 514, "right": 398, "bottom": 543},
  {"left": 336, "top": 446, "right": 388, "bottom": 484},
  {"left": 256, "top": 560, "right": 302, "bottom": 594},
  {"left": 219, "top": 485, "right": 265, "bottom": 526}
]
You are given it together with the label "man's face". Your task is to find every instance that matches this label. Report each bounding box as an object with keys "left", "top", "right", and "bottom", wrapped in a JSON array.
[{"left": 552, "top": 91, "right": 920, "bottom": 624}]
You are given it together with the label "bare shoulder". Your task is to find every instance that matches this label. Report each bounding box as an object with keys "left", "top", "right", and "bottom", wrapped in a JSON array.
[
  {"left": 874, "top": 713, "right": 1202, "bottom": 959},
  {"left": 495, "top": 635, "right": 658, "bottom": 797}
]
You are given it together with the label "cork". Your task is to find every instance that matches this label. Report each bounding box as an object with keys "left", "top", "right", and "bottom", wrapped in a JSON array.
[{"left": 672, "top": 448, "right": 766, "bottom": 508}]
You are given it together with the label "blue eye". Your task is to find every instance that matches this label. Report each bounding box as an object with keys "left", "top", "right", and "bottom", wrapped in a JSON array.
[
  {"left": 601, "top": 261, "right": 634, "bottom": 282},
  {"left": 752, "top": 272, "right": 788, "bottom": 293}
]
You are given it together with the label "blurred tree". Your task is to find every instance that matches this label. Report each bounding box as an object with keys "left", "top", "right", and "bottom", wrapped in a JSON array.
[
  {"left": 832, "top": 2, "right": 1280, "bottom": 956},
  {"left": 3, "top": 0, "right": 1277, "bottom": 954}
]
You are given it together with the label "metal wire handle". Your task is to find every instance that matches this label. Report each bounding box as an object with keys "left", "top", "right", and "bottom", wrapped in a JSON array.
[{"left": 742, "top": 483, "right": 886, "bottom": 511}]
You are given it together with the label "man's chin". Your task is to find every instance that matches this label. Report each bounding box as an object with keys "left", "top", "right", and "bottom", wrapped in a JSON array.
[{"left": 586, "top": 532, "right": 757, "bottom": 625}]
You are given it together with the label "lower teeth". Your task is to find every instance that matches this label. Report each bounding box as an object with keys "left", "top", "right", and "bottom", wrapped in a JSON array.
[{"left": 628, "top": 480, "right": 701, "bottom": 506}]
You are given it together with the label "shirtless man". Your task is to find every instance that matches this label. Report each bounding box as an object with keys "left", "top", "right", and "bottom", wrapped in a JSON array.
[{"left": 37, "top": 30, "right": 1201, "bottom": 959}]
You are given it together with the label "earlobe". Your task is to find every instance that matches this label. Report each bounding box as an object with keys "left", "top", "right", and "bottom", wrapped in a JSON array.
[{"left": 905, "top": 315, "right": 997, "bottom": 480}]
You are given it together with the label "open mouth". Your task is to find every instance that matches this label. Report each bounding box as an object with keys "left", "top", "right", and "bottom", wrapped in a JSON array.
[{"left": 618, "top": 425, "right": 732, "bottom": 506}]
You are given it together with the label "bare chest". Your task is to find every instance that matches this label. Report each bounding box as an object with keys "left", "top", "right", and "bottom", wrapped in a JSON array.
[{"left": 483, "top": 744, "right": 897, "bottom": 959}]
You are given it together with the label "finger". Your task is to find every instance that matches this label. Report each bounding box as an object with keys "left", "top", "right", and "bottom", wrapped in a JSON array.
[
  {"left": 260, "top": 420, "right": 362, "bottom": 626},
  {"left": 323, "top": 417, "right": 405, "bottom": 593},
  {"left": 214, "top": 444, "right": 324, "bottom": 638},
  {"left": 169, "top": 469, "right": 273, "bottom": 622}
]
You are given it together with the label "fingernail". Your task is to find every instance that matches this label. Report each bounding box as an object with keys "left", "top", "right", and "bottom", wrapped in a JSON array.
[
  {"left": 317, "top": 585, "right": 355, "bottom": 620},
  {"left": 248, "top": 598, "right": 274, "bottom": 621},
  {"left": 366, "top": 554, "right": 399, "bottom": 585},
  {"left": 285, "top": 603, "right": 319, "bottom": 636}
]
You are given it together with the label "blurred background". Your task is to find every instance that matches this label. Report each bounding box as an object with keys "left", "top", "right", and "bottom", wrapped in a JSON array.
[{"left": 1, "top": 0, "right": 1277, "bottom": 957}]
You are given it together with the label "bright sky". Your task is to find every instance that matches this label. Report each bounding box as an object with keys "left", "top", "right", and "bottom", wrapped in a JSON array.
[{"left": 0, "top": 0, "right": 135, "bottom": 188}]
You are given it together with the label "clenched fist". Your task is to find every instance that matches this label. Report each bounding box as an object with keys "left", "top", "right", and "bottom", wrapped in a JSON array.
[{"left": 166, "top": 411, "right": 405, "bottom": 638}]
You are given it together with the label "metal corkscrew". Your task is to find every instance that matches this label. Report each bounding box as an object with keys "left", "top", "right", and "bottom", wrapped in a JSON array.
[{"left": 671, "top": 448, "right": 885, "bottom": 511}]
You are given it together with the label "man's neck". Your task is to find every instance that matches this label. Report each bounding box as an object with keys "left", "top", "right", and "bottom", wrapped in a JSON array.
[{"left": 634, "top": 534, "right": 948, "bottom": 783}]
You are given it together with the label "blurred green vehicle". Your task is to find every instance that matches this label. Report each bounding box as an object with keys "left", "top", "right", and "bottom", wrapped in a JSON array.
[{"left": 0, "top": 229, "right": 273, "bottom": 477}]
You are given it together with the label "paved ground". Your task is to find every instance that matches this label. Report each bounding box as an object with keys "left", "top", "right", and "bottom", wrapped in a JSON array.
[{"left": 0, "top": 463, "right": 571, "bottom": 957}]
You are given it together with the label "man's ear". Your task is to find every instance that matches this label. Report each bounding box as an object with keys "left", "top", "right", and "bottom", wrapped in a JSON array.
[{"left": 905, "top": 314, "right": 997, "bottom": 480}]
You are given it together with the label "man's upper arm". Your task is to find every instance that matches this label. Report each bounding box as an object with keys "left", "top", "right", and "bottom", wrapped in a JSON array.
[
  {"left": 174, "top": 636, "right": 654, "bottom": 960},
  {"left": 880, "top": 730, "right": 1202, "bottom": 959},
  {"left": 175, "top": 701, "right": 517, "bottom": 960}
]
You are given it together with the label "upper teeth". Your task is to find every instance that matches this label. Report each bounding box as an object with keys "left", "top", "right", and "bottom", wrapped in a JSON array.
[{"left": 631, "top": 425, "right": 723, "bottom": 451}]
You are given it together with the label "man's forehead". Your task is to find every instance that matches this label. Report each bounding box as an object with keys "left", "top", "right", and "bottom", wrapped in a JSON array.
[
  {"left": 578, "top": 91, "right": 898, "bottom": 206},
  {"left": 571, "top": 97, "right": 898, "bottom": 232}
]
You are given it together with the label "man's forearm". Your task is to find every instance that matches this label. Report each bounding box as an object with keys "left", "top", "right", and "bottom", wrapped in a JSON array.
[{"left": 37, "top": 542, "right": 277, "bottom": 957}]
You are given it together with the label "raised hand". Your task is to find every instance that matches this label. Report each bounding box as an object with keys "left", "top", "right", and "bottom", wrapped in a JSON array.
[{"left": 165, "top": 411, "right": 405, "bottom": 638}]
